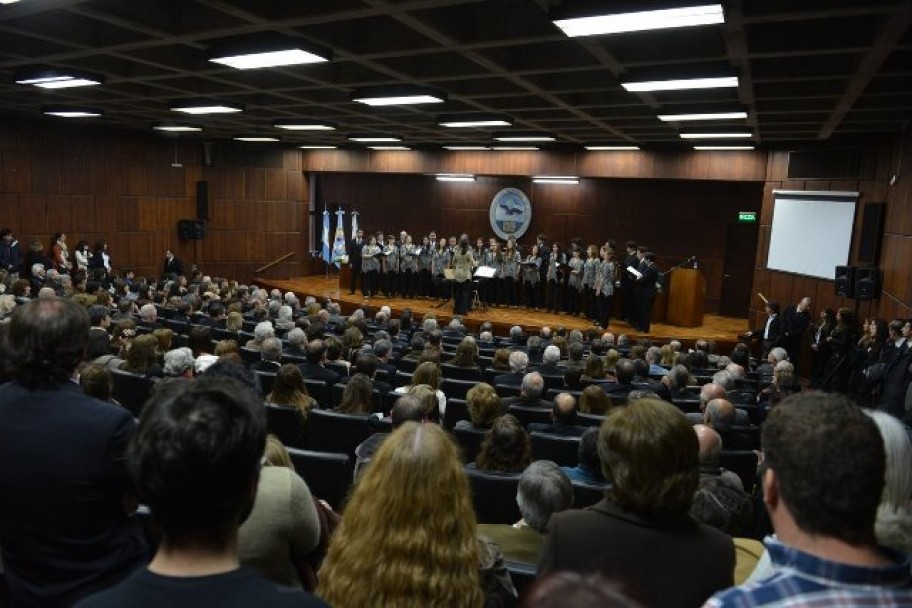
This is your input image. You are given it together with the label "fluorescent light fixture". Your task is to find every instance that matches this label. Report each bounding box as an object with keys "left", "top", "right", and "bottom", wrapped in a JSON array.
[
  {"left": 354, "top": 94, "right": 443, "bottom": 106},
  {"left": 443, "top": 146, "right": 491, "bottom": 151},
  {"left": 233, "top": 136, "right": 280, "bottom": 142},
  {"left": 349, "top": 136, "right": 401, "bottom": 143},
  {"left": 0, "top": 1, "right": 21, "bottom": 4},
  {"left": 352, "top": 86, "right": 445, "bottom": 106},
  {"left": 210, "top": 48, "right": 328, "bottom": 70},
  {"left": 493, "top": 146, "right": 540, "bottom": 151},
  {"left": 680, "top": 132, "right": 752, "bottom": 139},
  {"left": 554, "top": 4, "right": 723, "bottom": 37},
  {"left": 437, "top": 114, "right": 512, "bottom": 128},
  {"left": 658, "top": 111, "right": 748, "bottom": 121},
  {"left": 42, "top": 106, "right": 102, "bottom": 118},
  {"left": 694, "top": 145, "right": 755, "bottom": 150},
  {"left": 273, "top": 121, "right": 335, "bottom": 131},
  {"left": 622, "top": 76, "right": 738, "bottom": 92},
  {"left": 368, "top": 146, "right": 410, "bottom": 151},
  {"left": 16, "top": 70, "right": 102, "bottom": 89},
  {"left": 153, "top": 124, "right": 203, "bottom": 132},
  {"left": 585, "top": 145, "right": 640, "bottom": 151},
  {"left": 534, "top": 176, "right": 579, "bottom": 185},
  {"left": 298, "top": 145, "right": 338, "bottom": 149},
  {"left": 170, "top": 100, "right": 244, "bottom": 115},
  {"left": 494, "top": 135, "right": 555, "bottom": 142},
  {"left": 436, "top": 174, "right": 476, "bottom": 182}
]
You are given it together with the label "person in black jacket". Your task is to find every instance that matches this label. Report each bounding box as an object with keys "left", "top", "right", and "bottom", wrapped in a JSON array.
[
  {"left": 631, "top": 249, "right": 659, "bottom": 333},
  {"left": 780, "top": 297, "right": 812, "bottom": 365},
  {"left": 743, "top": 301, "right": 783, "bottom": 358},
  {"left": 347, "top": 228, "right": 364, "bottom": 295},
  {"left": 162, "top": 249, "right": 183, "bottom": 278}
]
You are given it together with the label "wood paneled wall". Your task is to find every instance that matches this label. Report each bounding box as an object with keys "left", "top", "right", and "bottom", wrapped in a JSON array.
[
  {"left": 880, "top": 128, "right": 912, "bottom": 320},
  {"left": 749, "top": 135, "right": 899, "bottom": 332},
  {"left": 0, "top": 118, "right": 309, "bottom": 282},
  {"left": 316, "top": 172, "right": 763, "bottom": 312}
]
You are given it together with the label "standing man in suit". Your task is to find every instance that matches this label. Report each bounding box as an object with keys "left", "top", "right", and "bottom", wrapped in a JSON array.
[
  {"left": 780, "top": 296, "right": 812, "bottom": 365},
  {"left": 744, "top": 301, "right": 783, "bottom": 358},
  {"left": 0, "top": 298, "right": 147, "bottom": 607},
  {"left": 620, "top": 240, "right": 638, "bottom": 323},
  {"left": 632, "top": 248, "right": 659, "bottom": 333},
  {"left": 347, "top": 228, "right": 364, "bottom": 295},
  {"left": 163, "top": 249, "right": 183, "bottom": 278}
]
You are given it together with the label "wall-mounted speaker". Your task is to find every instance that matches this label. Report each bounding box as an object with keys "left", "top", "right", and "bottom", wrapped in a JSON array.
[
  {"left": 178, "top": 219, "right": 206, "bottom": 240},
  {"left": 835, "top": 265, "right": 855, "bottom": 298},
  {"left": 196, "top": 180, "right": 209, "bottom": 220},
  {"left": 854, "top": 268, "right": 881, "bottom": 301}
]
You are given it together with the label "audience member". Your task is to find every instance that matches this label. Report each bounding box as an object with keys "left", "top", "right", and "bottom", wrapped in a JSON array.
[
  {"left": 455, "top": 382, "right": 502, "bottom": 431},
  {"left": 478, "top": 460, "right": 573, "bottom": 565},
  {"left": 0, "top": 298, "right": 147, "bottom": 607},
  {"left": 353, "top": 393, "right": 426, "bottom": 478},
  {"left": 502, "top": 371, "right": 550, "bottom": 409},
  {"left": 560, "top": 427, "right": 607, "bottom": 485},
  {"left": 528, "top": 392, "right": 587, "bottom": 437},
  {"left": 707, "top": 392, "right": 912, "bottom": 606},
  {"left": 473, "top": 414, "right": 532, "bottom": 474},
  {"left": 539, "top": 399, "right": 734, "bottom": 607},
  {"left": 579, "top": 384, "right": 613, "bottom": 415}
]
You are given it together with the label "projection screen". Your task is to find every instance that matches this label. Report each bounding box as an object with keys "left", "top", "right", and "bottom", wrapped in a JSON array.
[{"left": 766, "top": 190, "right": 858, "bottom": 280}]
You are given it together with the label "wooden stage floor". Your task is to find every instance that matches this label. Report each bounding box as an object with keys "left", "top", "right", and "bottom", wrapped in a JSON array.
[{"left": 256, "top": 275, "right": 750, "bottom": 348}]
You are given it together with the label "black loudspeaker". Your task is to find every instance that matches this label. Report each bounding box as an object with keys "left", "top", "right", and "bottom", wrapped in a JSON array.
[
  {"left": 196, "top": 180, "right": 209, "bottom": 220},
  {"left": 858, "top": 203, "right": 886, "bottom": 266},
  {"left": 192, "top": 220, "right": 206, "bottom": 240},
  {"left": 835, "top": 265, "right": 855, "bottom": 298},
  {"left": 178, "top": 219, "right": 193, "bottom": 240},
  {"left": 854, "top": 268, "right": 882, "bottom": 301}
]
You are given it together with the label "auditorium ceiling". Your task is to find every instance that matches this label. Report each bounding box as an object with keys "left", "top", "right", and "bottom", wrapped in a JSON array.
[{"left": 0, "top": 0, "right": 909, "bottom": 150}]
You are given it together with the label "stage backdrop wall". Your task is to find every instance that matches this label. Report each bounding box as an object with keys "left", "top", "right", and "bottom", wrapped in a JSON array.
[
  {"left": 315, "top": 173, "right": 763, "bottom": 314},
  {"left": 0, "top": 118, "right": 309, "bottom": 281}
]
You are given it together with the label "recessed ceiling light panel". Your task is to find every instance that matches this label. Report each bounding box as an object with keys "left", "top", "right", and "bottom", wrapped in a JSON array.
[
  {"left": 554, "top": 4, "right": 724, "bottom": 37},
  {"left": 622, "top": 76, "right": 738, "bottom": 92}
]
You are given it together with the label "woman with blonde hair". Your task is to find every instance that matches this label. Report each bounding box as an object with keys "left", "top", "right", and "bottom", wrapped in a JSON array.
[
  {"left": 267, "top": 364, "right": 317, "bottom": 418},
  {"left": 394, "top": 360, "right": 446, "bottom": 417},
  {"left": 318, "top": 422, "right": 483, "bottom": 608}
]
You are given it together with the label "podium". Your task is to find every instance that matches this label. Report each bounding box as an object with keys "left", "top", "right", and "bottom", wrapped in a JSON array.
[{"left": 666, "top": 268, "right": 705, "bottom": 327}]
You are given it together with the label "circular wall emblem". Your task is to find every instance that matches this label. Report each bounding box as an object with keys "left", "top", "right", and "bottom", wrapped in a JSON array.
[{"left": 489, "top": 188, "right": 532, "bottom": 240}]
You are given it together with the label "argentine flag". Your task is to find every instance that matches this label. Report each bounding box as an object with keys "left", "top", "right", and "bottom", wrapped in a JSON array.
[{"left": 321, "top": 209, "right": 331, "bottom": 264}]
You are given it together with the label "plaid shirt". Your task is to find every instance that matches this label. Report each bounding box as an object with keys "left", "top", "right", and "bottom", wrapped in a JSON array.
[{"left": 705, "top": 537, "right": 912, "bottom": 607}]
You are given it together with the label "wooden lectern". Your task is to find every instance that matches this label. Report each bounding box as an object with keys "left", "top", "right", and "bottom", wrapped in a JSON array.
[{"left": 666, "top": 268, "right": 705, "bottom": 327}]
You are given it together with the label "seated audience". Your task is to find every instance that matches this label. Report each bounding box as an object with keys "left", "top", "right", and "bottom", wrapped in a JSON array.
[
  {"left": 478, "top": 460, "right": 573, "bottom": 565},
  {"left": 393, "top": 360, "right": 446, "bottom": 417},
  {"left": 455, "top": 382, "right": 502, "bottom": 431},
  {"left": 579, "top": 384, "right": 612, "bottom": 416},
  {"left": 119, "top": 333, "right": 163, "bottom": 377},
  {"left": 528, "top": 392, "right": 587, "bottom": 437},
  {"left": 266, "top": 364, "right": 317, "bottom": 418},
  {"left": 238, "top": 435, "right": 320, "bottom": 588},
  {"left": 354, "top": 394, "right": 426, "bottom": 478},
  {"left": 538, "top": 398, "right": 734, "bottom": 607},
  {"left": 707, "top": 392, "right": 912, "bottom": 606},
  {"left": 317, "top": 423, "right": 485, "bottom": 607},
  {"left": 77, "top": 377, "right": 327, "bottom": 607},
  {"left": 560, "top": 427, "right": 607, "bottom": 485},
  {"left": 704, "top": 399, "right": 754, "bottom": 450},
  {"left": 79, "top": 363, "right": 120, "bottom": 406},
  {"left": 250, "top": 337, "right": 283, "bottom": 373},
  {"left": 502, "top": 371, "right": 550, "bottom": 409},
  {"left": 472, "top": 414, "right": 532, "bottom": 474},
  {"left": 335, "top": 373, "right": 375, "bottom": 415},
  {"left": 163, "top": 347, "right": 195, "bottom": 378}
]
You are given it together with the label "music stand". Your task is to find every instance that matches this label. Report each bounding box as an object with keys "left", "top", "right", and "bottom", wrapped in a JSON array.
[
  {"left": 472, "top": 266, "right": 496, "bottom": 312},
  {"left": 433, "top": 269, "right": 456, "bottom": 309}
]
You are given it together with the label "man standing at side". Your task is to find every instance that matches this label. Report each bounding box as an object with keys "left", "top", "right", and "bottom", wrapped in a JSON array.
[
  {"left": 705, "top": 392, "right": 912, "bottom": 607},
  {"left": 0, "top": 298, "right": 147, "bottom": 607},
  {"left": 76, "top": 377, "right": 328, "bottom": 607},
  {"left": 348, "top": 227, "right": 364, "bottom": 295}
]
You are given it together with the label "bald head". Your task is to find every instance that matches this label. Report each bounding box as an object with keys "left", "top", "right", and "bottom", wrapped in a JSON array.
[
  {"left": 694, "top": 424, "right": 722, "bottom": 467},
  {"left": 699, "top": 382, "right": 726, "bottom": 407},
  {"left": 704, "top": 398, "right": 736, "bottom": 432},
  {"left": 552, "top": 393, "right": 578, "bottom": 424}
]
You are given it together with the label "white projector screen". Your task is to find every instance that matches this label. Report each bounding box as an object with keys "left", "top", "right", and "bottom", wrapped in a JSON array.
[{"left": 766, "top": 190, "right": 858, "bottom": 280}]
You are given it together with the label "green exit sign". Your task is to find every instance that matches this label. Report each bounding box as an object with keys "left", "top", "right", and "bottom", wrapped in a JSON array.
[{"left": 738, "top": 211, "right": 757, "bottom": 223}]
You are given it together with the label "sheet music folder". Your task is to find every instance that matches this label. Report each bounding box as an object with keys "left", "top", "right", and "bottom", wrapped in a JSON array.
[{"left": 474, "top": 266, "right": 496, "bottom": 278}]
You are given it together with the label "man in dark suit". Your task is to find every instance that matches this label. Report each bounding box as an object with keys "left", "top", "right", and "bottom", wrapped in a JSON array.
[
  {"left": 528, "top": 393, "right": 587, "bottom": 437},
  {"left": 600, "top": 358, "right": 636, "bottom": 401},
  {"left": 779, "top": 296, "right": 812, "bottom": 365},
  {"left": 348, "top": 228, "right": 364, "bottom": 295},
  {"left": 620, "top": 240, "right": 639, "bottom": 322},
  {"left": 249, "top": 337, "right": 283, "bottom": 374},
  {"left": 162, "top": 249, "right": 183, "bottom": 278},
  {"left": 0, "top": 298, "right": 147, "bottom": 607},
  {"left": 704, "top": 399, "right": 754, "bottom": 451},
  {"left": 880, "top": 319, "right": 912, "bottom": 419},
  {"left": 299, "top": 339, "right": 341, "bottom": 386},
  {"left": 503, "top": 372, "right": 551, "bottom": 409},
  {"left": 743, "top": 301, "right": 783, "bottom": 357},
  {"left": 631, "top": 249, "right": 659, "bottom": 332}
]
